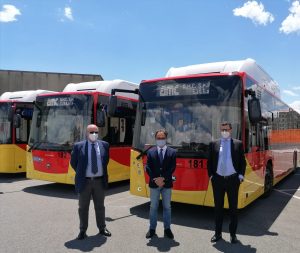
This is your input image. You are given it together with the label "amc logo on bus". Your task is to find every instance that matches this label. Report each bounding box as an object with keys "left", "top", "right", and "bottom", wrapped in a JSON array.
[{"left": 33, "top": 156, "right": 43, "bottom": 162}]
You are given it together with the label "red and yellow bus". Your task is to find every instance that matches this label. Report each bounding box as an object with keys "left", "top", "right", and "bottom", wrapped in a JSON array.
[
  {"left": 26, "top": 80, "right": 138, "bottom": 184},
  {"left": 0, "top": 90, "right": 55, "bottom": 173},
  {"left": 129, "top": 58, "right": 300, "bottom": 208}
]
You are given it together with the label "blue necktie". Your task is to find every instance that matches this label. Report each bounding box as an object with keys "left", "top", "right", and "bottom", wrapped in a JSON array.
[
  {"left": 91, "top": 143, "right": 98, "bottom": 174},
  {"left": 159, "top": 148, "right": 164, "bottom": 167},
  {"left": 220, "top": 141, "right": 228, "bottom": 176}
]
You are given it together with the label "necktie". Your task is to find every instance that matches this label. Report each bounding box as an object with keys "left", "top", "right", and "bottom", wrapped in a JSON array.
[
  {"left": 159, "top": 148, "right": 164, "bottom": 167},
  {"left": 220, "top": 141, "right": 228, "bottom": 176},
  {"left": 91, "top": 143, "right": 98, "bottom": 174}
]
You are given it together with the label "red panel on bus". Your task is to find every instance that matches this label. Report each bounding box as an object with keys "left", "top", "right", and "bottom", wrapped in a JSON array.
[
  {"left": 110, "top": 147, "right": 131, "bottom": 166},
  {"left": 143, "top": 157, "right": 209, "bottom": 191},
  {"left": 17, "top": 144, "right": 27, "bottom": 151},
  {"left": 32, "top": 150, "right": 70, "bottom": 174}
]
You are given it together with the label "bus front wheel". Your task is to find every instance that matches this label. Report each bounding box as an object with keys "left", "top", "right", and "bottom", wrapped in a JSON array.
[{"left": 263, "top": 163, "right": 273, "bottom": 198}]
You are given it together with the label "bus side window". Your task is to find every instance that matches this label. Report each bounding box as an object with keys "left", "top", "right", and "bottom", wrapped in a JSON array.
[
  {"left": 109, "top": 117, "right": 120, "bottom": 144},
  {"left": 120, "top": 118, "right": 126, "bottom": 143},
  {"left": 97, "top": 96, "right": 109, "bottom": 141},
  {"left": 251, "top": 125, "right": 257, "bottom": 150},
  {"left": 16, "top": 107, "right": 32, "bottom": 144},
  {"left": 105, "top": 97, "right": 136, "bottom": 145},
  {"left": 245, "top": 117, "right": 250, "bottom": 153}
]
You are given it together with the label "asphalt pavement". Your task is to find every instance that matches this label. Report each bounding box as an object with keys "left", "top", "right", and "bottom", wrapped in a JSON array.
[{"left": 1, "top": 169, "right": 300, "bottom": 253}]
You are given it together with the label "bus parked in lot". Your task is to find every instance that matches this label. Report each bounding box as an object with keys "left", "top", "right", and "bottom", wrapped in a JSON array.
[
  {"left": 0, "top": 90, "right": 55, "bottom": 173},
  {"left": 129, "top": 58, "right": 300, "bottom": 208},
  {"left": 26, "top": 80, "right": 138, "bottom": 184}
]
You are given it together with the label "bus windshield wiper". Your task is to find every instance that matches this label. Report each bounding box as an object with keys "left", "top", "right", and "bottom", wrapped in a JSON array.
[
  {"left": 60, "top": 142, "right": 73, "bottom": 151},
  {"left": 28, "top": 141, "right": 47, "bottom": 152},
  {"left": 136, "top": 145, "right": 154, "bottom": 160}
]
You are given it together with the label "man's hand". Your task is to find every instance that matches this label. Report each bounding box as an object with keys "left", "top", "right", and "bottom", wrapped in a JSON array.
[{"left": 154, "top": 177, "right": 165, "bottom": 187}]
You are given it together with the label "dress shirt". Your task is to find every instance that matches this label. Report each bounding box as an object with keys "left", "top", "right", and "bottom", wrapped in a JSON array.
[
  {"left": 86, "top": 140, "right": 103, "bottom": 177},
  {"left": 217, "top": 138, "right": 236, "bottom": 176},
  {"left": 216, "top": 138, "right": 244, "bottom": 181},
  {"left": 157, "top": 145, "right": 167, "bottom": 159}
]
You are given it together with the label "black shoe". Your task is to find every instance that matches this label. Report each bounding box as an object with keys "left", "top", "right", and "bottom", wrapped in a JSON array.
[
  {"left": 164, "top": 229, "right": 174, "bottom": 239},
  {"left": 211, "top": 234, "right": 222, "bottom": 242},
  {"left": 77, "top": 231, "right": 87, "bottom": 240},
  {"left": 146, "top": 229, "right": 156, "bottom": 239},
  {"left": 99, "top": 228, "right": 111, "bottom": 237},
  {"left": 230, "top": 235, "right": 239, "bottom": 244}
]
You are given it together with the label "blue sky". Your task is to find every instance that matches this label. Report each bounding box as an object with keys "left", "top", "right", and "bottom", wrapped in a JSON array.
[{"left": 1, "top": 0, "right": 300, "bottom": 112}]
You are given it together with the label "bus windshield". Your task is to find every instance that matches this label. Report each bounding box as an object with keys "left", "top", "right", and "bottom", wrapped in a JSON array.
[
  {"left": 0, "top": 102, "right": 12, "bottom": 144},
  {"left": 133, "top": 75, "right": 242, "bottom": 156},
  {"left": 29, "top": 94, "right": 93, "bottom": 151}
]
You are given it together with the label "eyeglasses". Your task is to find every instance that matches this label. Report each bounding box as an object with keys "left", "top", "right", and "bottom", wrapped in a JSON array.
[{"left": 89, "top": 131, "right": 98, "bottom": 134}]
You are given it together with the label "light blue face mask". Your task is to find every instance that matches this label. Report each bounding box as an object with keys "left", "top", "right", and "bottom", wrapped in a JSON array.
[{"left": 156, "top": 139, "right": 166, "bottom": 147}]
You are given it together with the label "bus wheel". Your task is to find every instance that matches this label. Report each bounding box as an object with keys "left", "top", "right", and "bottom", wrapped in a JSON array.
[{"left": 263, "top": 163, "right": 273, "bottom": 198}]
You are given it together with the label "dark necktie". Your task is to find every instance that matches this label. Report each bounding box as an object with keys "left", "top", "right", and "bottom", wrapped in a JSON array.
[
  {"left": 159, "top": 148, "right": 164, "bottom": 167},
  {"left": 91, "top": 143, "right": 98, "bottom": 174}
]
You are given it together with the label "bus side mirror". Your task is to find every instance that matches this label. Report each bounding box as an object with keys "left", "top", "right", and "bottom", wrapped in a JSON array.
[
  {"left": 97, "top": 110, "right": 106, "bottom": 127},
  {"left": 36, "top": 113, "right": 42, "bottom": 128},
  {"left": 248, "top": 97, "right": 262, "bottom": 124},
  {"left": 13, "top": 114, "right": 21, "bottom": 128},
  {"left": 108, "top": 95, "right": 117, "bottom": 117}
]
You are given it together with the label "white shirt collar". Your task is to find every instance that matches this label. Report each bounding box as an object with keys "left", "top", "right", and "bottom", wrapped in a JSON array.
[
  {"left": 221, "top": 137, "right": 231, "bottom": 141},
  {"left": 87, "top": 140, "right": 97, "bottom": 145},
  {"left": 157, "top": 145, "right": 167, "bottom": 151}
]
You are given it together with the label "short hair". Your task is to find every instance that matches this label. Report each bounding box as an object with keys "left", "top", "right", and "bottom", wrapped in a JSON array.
[
  {"left": 220, "top": 121, "right": 232, "bottom": 129},
  {"left": 155, "top": 129, "right": 168, "bottom": 138}
]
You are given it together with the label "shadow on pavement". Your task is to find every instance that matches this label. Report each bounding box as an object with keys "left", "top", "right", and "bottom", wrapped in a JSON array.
[
  {"left": 23, "top": 180, "right": 129, "bottom": 199},
  {"left": 64, "top": 234, "right": 107, "bottom": 252},
  {"left": 212, "top": 238, "right": 257, "bottom": 253},
  {"left": 146, "top": 236, "right": 180, "bottom": 252},
  {"left": 130, "top": 168, "right": 300, "bottom": 237},
  {"left": 0, "top": 173, "right": 28, "bottom": 183}
]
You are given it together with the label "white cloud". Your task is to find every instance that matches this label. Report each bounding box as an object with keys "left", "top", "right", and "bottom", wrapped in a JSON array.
[
  {"left": 233, "top": 1, "right": 274, "bottom": 26},
  {"left": 280, "top": 1, "right": 300, "bottom": 34},
  {"left": 289, "top": 100, "right": 300, "bottom": 113},
  {"left": 283, "top": 89, "right": 299, "bottom": 96},
  {"left": 293, "top": 86, "right": 300, "bottom": 90},
  {"left": 0, "top": 4, "right": 21, "bottom": 22},
  {"left": 64, "top": 6, "right": 73, "bottom": 21}
]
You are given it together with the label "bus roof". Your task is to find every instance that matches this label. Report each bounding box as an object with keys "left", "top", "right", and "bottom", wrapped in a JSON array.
[
  {"left": 165, "top": 58, "right": 280, "bottom": 97},
  {"left": 0, "top": 90, "right": 55, "bottom": 102},
  {"left": 63, "top": 79, "right": 139, "bottom": 100}
]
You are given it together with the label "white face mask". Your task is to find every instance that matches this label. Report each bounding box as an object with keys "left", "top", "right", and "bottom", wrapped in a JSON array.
[
  {"left": 156, "top": 139, "right": 166, "bottom": 147},
  {"left": 89, "top": 133, "right": 98, "bottom": 142},
  {"left": 221, "top": 131, "right": 230, "bottom": 139}
]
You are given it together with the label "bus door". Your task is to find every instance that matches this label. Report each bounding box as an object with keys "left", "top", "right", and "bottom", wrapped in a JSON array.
[
  {"left": 249, "top": 123, "right": 266, "bottom": 178},
  {"left": 14, "top": 103, "right": 33, "bottom": 171},
  {"left": 97, "top": 95, "right": 136, "bottom": 181}
]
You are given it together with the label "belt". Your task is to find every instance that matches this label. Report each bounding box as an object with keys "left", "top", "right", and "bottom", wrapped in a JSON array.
[
  {"left": 216, "top": 173, "right": 237, "bottom": 179},
  {"left": 85, "top": 176, "right": 103, "bottom": 180}
]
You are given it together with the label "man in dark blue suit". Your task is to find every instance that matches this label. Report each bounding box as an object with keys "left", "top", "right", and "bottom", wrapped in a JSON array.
[
  {"left": 208, "top": 122, "right": 246, "bottom": 244},
  {"left": 70, "top": 124, "right": 111, "bottom": 240},
  {"left": 145, "top": 129, "right": 177, "bottom": 239}
]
